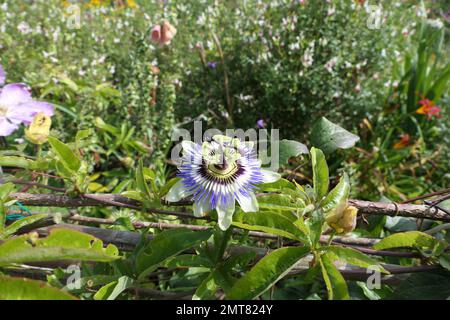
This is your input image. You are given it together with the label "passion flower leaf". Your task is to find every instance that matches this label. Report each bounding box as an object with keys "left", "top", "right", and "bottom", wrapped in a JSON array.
[
  {"left": 278, "top": 139, "right": 309, "bottom": 165},
  {"left": 257, "top": 178, "right": 295, "bottom": 192},
  {"left": 94, "top": 281, "right": 118, "bottom": 301},
  {"left": 389, "top": 272, "right": 450, "bottom": 300},
  {"left": 136, "top": 158, "right": 152, "bottom": 199},
  {"left": 323, "top": 246, "right": 386, "bottom": 273},
  {"left": 227, "top": 246, "right": 310, "bottom": 300},
  {"left": 439, "top": 253, "right": 450, "bottom": 271},
  {"left": 319, "top": 253, "right": 349, "bottom": 300},
  {"left": 232, "top": 211, "right": 308, "bottom": 242},
  {"left": 164, "top": 254, "right": 213, "bottom": 269},
  {"left": 321, "top": 173, "right": 350, "bottom": 213},
  {"left": 311, "top": 117, "right": 360, "bottom": 154},
  {"left": 0, "top": 156, "right": 48, "bottom": 171},
  {"left": 0, "top": 182, "right": 14, "bottom": 201},
  {"left": 257, "top": 194, "right": 302, "bottom": 211},
  {"left": 48, "top": 137, "right": 81, "bottom": 172},
  {"left": 311, "top": 147, "right": 329, "bottom": 201},
  {"left": 136, "top": 228, "right": 213, "bottom": 279},
  {"left": 0, "top": 214, "right": 48, "bottom": 239},
  {"left": 0, "top": 228, "right": 120, "bottom": 266},
  {"left": 0, "top": 182, "right": 15, "bottom": 232},
  {"left": 373, "top": 231, "right": 442, "bottom": 253},
  {"left": 193, "top": 272, "right": 220, "bottom": 300},
  {"left": 94, "top": 276, "right": 134, "bottom": 300},
  {"left": 0, "top": 276, "right": 77, "bottom": 300}
]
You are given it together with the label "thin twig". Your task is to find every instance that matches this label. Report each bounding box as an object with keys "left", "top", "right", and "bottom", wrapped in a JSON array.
[
  {"left": 424, "top": 223, "right": 450, "bottom": 235},
  {"left": 10, "top": 179, "right": 66, "bottom": 193},
  {"left": 11, "top": 192, "right": 450, "bottom": 222},
  {"left": 333, "top": 244, "right": 421, "bottom": 258},
  {"left": 401, "top": 188, "right": 450, "bottom": 204}
]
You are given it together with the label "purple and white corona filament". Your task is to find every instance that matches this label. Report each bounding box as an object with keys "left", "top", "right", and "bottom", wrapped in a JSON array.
[{"left": 165, "top": 135, "right": 280, "bottom": 230}]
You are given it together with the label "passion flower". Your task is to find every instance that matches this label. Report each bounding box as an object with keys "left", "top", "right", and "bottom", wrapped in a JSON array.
[{"left": 165, "top": 135, "right": 280, "bottom": 230}]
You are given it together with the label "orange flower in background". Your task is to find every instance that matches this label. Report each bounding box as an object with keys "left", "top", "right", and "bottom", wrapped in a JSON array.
[
  {"left": 416, "top": 98, "right": 441, "bottom": 120},
  {"left": 151, "top": 21, "right": 177, "bottom": 46},
  {"left": 393, "top": 134, "right": 410, "bottom": 149}
]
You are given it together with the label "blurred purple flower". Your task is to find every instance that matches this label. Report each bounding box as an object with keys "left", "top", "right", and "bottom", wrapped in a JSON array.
[
  {"left": 0, "top": 83, "right": 54, "bottom": 136},
  {"left": 0, "top": 65, "right": 5, "bottom": 86},
  {"left": 257, "top": 119, "right": 265, "bottom": 128},
  {"left": 207, "top": 61, "right": 217, "bottom": 69}
]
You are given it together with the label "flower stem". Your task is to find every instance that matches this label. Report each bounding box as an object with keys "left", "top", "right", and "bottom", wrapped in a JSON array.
[
  {"left": 35, "top": 144, "right": 42, "bottom": 160},
  {"left": 326, "top": 230, "right": 336, "bottom": 246}
]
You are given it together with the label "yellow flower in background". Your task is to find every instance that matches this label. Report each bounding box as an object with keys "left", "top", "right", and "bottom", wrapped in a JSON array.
[
  {"left": 25, "top": 112, "right": 52, "bottom": 145},
  {"left": 91, "top": 0, "right": 104, "bottom": 6},
  {"left": 84, "top": 0, "right": 137, "bottom": 9},
  {"left": 85, "top": 0, "right": 108, "bottom": 9},
  {"left": 326, "top": 204, "right": 358, "bottom": 234},
  {"left": 126, "top": 0, "right": 137, "bottom": 8}
]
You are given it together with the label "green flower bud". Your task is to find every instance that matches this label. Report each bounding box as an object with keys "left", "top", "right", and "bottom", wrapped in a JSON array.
[{"left": 25, "top": 112, "right": 51, "bottom": 145}]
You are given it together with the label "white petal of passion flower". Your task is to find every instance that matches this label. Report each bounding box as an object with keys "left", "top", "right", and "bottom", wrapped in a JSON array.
[
  {"left": 261, "top": 169, "right": 281, "bottom": 183},
  {"left": 165, "top": 180, "right": 193, "bottom": 202},
  {"left": 236, "top": 192, "right": 259, "bottom": 212},
  {"left": 216, "top": 199, "right": 235, "bottom": 231}
]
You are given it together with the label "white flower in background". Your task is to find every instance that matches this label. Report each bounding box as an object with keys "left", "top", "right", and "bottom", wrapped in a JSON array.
[
  {"left": 427, "top": 19, "right": 444, "bottom": 29},
  {"left": 416, "top": 5, "right": 427, "bottom": 18},
  {"left": 165, "top": 135, "right": 280, "bottom": 230},
  {"left": 237, "top": 94, "right": 253, "bottom": 102},
  {"left": 327, "top": 6, "right": 336, "bottom": 16},
  {"left": 53, "top": 31, "right": 59, "bottom": 42},
  {"left": 301, "top": 42, "right": 315, "bottom": 68},
  {"left": 17, "top": 22, "right": 31, "bottom": 34},
  {"left": 319, "top": 37, "right": 328, "bottom": 47},
  {"left": 206, "top": 40, "right": 214, "bottom": 50},
  {"left": 325, "top": 57, "right": 338, "bottom": 73},
  {"left": 197, "top": 13, "right": 206, "bottom": 26},
  {"left": 98, "top": 56, "right": 106, "bottom": 64},
  {"left": 288, "top": 42, "right": 300, "bottom": 51}
]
